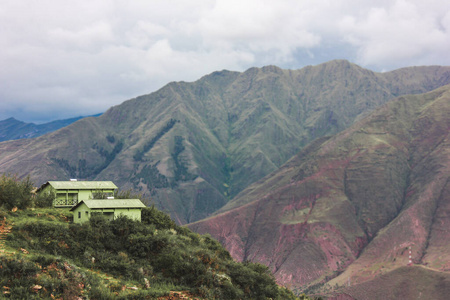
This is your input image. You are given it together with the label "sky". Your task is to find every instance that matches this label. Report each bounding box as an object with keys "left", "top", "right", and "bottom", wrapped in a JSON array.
[{"left": 1, "top": 0, "right": 450, "bottom": 123}]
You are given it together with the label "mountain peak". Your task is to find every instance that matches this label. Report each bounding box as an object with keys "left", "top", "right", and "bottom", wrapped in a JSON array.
[{"left": 0, "top": 117, "right": 25, "bottom": 124}]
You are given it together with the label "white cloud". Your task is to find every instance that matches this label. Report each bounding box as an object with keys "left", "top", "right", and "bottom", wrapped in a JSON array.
[
  {"left": 48, "top": 21, "right": 114, "bottom": 52},
  {"left": 338, "top": 0, "right": 450, "bottom": 68},
  {"left": 0, "top": 0, "right": 449, "bottom": 123}
]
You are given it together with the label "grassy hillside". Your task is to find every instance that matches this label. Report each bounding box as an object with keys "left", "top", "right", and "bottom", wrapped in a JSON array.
[
  {"left": 188, "top": 84, "right": 450, "bottom": 296},
  {"left": 1, "top": 61, "right": 450, "bottom": 225},
  {"left": 0, "top": 205, "right": 296, "bottom": 299}
]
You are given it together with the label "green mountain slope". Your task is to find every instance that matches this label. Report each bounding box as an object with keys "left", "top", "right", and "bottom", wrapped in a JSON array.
[
  {"left": 188, "top": 84, "right": 450, "bottom": 295},
  {"left": 1, "top": 60, "right": 450, "bottom": 225}
]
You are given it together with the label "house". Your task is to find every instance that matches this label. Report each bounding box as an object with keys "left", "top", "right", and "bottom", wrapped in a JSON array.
[
  {"left": 70, "top": 199, "right": 146, "bottom": 223},
  {"left": 36, "top": 180, "right": 118, "bottom": 208}
]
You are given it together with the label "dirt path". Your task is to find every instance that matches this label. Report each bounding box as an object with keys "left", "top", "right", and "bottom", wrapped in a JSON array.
[
  {"left": 0, "top": 217, "right": 15, "bottom": 256},
  {"left": 158, "top": 291, "right": 201, "bottom": 300}
]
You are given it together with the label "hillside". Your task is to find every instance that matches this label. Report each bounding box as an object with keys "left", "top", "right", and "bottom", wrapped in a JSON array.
[
  {"left": 325, "top": 266, "right": 450, "bottom": 300},
  {"left": 1, "top": 60, "right": 450, "bottom": 224},
  {"left": 188, "top": 84, "right": 450, "bottom": 297},
  {"left": 0, "top": 114, "right": 101, "bottom": 142},
  {"left": 0, "top": 204, "right": 296, "bottom": 299}
]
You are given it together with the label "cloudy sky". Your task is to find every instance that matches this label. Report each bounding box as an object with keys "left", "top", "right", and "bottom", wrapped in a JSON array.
[{"left": 1, "top": 0, "right": 450, "bottom": 123}]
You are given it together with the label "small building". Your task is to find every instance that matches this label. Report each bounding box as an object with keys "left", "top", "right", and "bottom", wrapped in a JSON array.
[
  {"left": 36, "top": 181, "right": 118, "bottom": 208},
  {"left": 70, "top": 199, "right": 146, "bottom": 224}
]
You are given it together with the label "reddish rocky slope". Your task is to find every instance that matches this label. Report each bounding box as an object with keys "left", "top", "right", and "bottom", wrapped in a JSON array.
[
  {"left": 327, "top": 266, "right": 450, "bottom": 299},
  {"left": 189, "top": 84, "right": 450, "bottom": 292}
]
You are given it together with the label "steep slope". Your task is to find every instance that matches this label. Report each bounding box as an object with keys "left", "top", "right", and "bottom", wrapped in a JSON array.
[
  {"left": 327, "top": 266, "right": 450, "bottom": 300},
  {"left": 189, "top": 84, "right": 450, "bottom": 292},
  {"left": 1, "top": 60, "right": 450, "bottom": 224},
  {"left": 0, "top": 114, "right": 101, "bottom": 142}
]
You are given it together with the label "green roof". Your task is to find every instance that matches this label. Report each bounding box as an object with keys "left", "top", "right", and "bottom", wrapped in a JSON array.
[
  {"left": 38, "top": 181, "right": 118, "bottom": 191},
  {"left": 70, "top": 199, "right": 146, "bottom": 211}
]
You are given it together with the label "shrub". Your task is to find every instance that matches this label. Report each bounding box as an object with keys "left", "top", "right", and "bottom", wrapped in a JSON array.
[
  {"left": 0, "top": 174, "right": 33, "bottom": 209},
  {"left": 142, "top": 206, "right": 177, "bottom": 229},
  {"left": 91, "top": 189, "right": 108, "bottom": 199},
  {"left": 34, "top": 190, "right": 55, "bottom": 208},
  {"left": 227, "top": 261, "right": 281, "bottom": 299}
]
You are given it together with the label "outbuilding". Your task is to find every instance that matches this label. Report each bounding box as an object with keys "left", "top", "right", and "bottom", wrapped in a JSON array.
[
  {"left": 36, "top": 180, "right": 118, "bottom": 208},
  {"left": 70, "top": 199, "right": 146, "bottom": 224}
]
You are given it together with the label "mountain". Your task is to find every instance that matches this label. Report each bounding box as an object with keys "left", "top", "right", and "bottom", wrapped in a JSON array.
[
  {"left": 0, "top": 114, "right": 102, "bottom": 142},
  {"left": 188, "top": 84, "right": 450, "bottom": 296},
  {"left": 1, "top": 60, "right": 450, "bottom": 225}
]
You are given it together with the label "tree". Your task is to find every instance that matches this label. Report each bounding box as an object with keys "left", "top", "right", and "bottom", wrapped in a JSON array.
[{"left": 0, "top": 174, "right": 33, "bottom": 209}]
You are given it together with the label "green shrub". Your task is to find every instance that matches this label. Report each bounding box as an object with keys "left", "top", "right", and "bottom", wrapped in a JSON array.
[
  {"left": 0, "top": 174, "right": 33, "bottom": 209},
  {"left": 227, "top": 261, "right": 281, "bottom": 299},
  {"left": 34, "top": 190, "right": 55, "bottom": 208},
  {"left": 0, "top": 256, "right": 40, "bottom": 279},
  {"left": 90, "top": 189, "right": 108, "bottom": 199},
  {"left": 142, "top": 206, "right": 177, "bottom": 229}
]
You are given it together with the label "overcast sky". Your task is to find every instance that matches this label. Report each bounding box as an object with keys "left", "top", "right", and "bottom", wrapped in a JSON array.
[{"left": 1, "top": 0, "right": 450, "bottom": 123}]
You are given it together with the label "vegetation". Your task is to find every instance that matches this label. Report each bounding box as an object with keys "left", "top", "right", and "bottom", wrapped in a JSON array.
[
  {"left": 52, "top": 135, "right": 124, "bottom": 179},
  {"left": 0, "top": 174, "right": 33, "bottom": 210},
  {"left": 33, "top": 190, "right": 55, "bottom": 208},
  {"left": 0, "top": 174, "right": 299, "bottom": 299},
  {"left": 106, "top": 134, "right": 116, "bottom": 143},
  {"left": 133, "top": 164, "right": 169, "bottom": 192},
  {"left": 171, "top": 136, "right": 197, "bottom": 184},
  {"left": 51, "top": 158, "right": 77, "bottom": 178},
  {"left": 91, "top": 139, "right": 124, "bottom": 175},
  {"left": 133, "top": 119, "right": 178, "bottom": 162}
]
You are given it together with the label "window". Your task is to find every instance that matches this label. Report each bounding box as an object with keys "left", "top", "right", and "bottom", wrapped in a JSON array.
[{"left": 78, "top": 212, "right": 81, "bottom": 218}]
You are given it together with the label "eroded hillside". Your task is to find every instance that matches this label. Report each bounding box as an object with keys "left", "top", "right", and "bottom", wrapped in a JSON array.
[{"left": 188, "top": 84, "right": 450, "bottom": 296}]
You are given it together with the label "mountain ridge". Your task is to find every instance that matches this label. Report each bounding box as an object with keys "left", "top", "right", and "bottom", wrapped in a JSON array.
[
  {"left": 1, "top": 60, "right": 450, "bottom": 226},
  {"left": 0, "top": 114, "right": 102, "bottom": 142}
]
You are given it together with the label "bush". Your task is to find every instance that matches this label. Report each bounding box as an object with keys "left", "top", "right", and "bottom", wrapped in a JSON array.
[
  {"left": 0, "top": 174, "right": 33, "bottom": 209},
  {"left": 34, "top": 190, "right": 55, "bottom": 208},
  {"left": 141, "top": 206, "right": 177, "bottom": 229},
  {"left": 228, "top": 261, "right": 281, "bottom": 299}
]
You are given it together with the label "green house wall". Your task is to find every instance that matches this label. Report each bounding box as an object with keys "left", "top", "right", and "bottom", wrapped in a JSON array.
[
  {"left": 73, "top": 202, "right": 91, "bottom": 224},
  {"left": 72, "top": 203, "right": 142, "bottom": 224}
]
